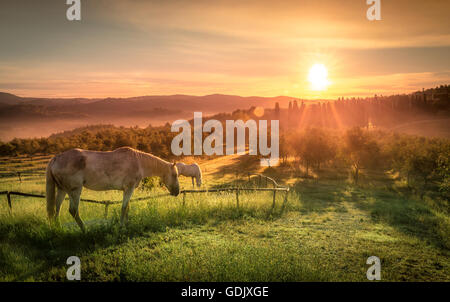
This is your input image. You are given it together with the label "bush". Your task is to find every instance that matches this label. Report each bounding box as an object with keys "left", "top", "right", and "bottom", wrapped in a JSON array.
[{"left": 140, "top": 177, "right": 162, "bottom": 192}]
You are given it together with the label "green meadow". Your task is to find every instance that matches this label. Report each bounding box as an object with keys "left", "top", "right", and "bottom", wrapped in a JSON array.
[{"left": 0, "top": 154, "right": 448, "bottom": 282}]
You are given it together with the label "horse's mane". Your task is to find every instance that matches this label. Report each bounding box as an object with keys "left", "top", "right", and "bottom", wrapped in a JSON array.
[{"left": 115, "top": 147, "right": 172, "bottom": 174}]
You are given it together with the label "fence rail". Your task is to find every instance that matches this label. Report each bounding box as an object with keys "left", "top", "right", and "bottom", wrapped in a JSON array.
[
  {"left": 180, "top": 184, "right": 289, "bottom": 215},
  {"left": 0, "top": 190, "right": 125, "bottom": 217},
  {"left": 246, "top": 173, "right": 283, "bottom": 188},
  {"left": 0, "top": 171, "right": 45, "bottom": 182},
  {"left": 1, "top": 174, "right": 290, "bottom": 218}
]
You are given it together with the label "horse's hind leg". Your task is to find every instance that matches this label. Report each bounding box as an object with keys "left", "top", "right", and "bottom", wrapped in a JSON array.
[
  {"left": 54, "top": 188, "right": 66, "bottom": 226},
  {"left": 120, "top": 187, "right": 134, "bottom": 226},
  {"left": 68, "top": 187, "right": 85, "bottom": 232}
]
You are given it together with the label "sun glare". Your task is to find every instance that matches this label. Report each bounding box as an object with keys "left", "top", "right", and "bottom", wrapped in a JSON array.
[{"left": 308, "top": 63, "right": 330, "bottom": 91}]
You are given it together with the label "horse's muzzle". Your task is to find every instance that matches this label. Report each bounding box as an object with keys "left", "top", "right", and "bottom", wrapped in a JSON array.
[{"left": 170, "top": 187, "right": 180, "bottom": 197}]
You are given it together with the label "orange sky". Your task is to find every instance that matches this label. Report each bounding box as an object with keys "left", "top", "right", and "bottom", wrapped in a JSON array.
[{"left": 0, "top": 0, "right": 449, "bottom": 99}]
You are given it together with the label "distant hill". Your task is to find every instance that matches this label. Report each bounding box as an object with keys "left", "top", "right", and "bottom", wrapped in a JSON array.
[
  {"left": 2, "top": 89, "right": 447, "bottom": 142},
  {"left": 59, "top": 93, "right": 299, "bottom": 116},
  {"left": 0, "top": 92, "right": 307, "bottom": 141},
  {"left": 0, "top": 92, "right": 23, "bottom": 106},
  {"left": 48, "top": 124, "right": 117, "bottom": 139},
  {"left": 0, "top": 92, "right": 301, "bottom": 118},
  {"left": 390, "top": 119, "right": 450, "bottom": 138}
]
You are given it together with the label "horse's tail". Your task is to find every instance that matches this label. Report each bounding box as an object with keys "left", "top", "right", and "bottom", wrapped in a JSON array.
[{"left": 46, "top": 158, "right": 56, "bottom": 220}]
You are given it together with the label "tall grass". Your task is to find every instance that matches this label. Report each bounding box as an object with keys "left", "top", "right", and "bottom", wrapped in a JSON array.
[{"left": 0, "top": 157, "right": 449, "bottom": 281}]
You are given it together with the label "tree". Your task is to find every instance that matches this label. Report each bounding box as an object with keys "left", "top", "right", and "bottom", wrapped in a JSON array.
[
  {"left": 407, "top": 140, "right": 443, "bottom": 198},
  {"left": 274, "top": 102, "right": 280, "bottom": 119},
  {"left": 344, "top": 127, "right": 381, "bottom": 185},
  {"left": 0, "top": 142, "right": 15, "bottom": 156},
  {"left": 278, "top": 133, "right": 296, "bottom": 165},
  {"left": 437, "top": 153, "right": 449, "bottom": 199},
  {"left": 297, "top": 128, "right": 336, "bottom": 176}
]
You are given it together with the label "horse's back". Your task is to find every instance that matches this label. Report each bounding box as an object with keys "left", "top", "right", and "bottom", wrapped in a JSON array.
[
  {"left": 176, "top": 162, "right": 201, "bottom": 177},
  {"left": 50, "top": 148, "right": 87, "bottom": 172},
  {"left": 83, "top": 148, "right": 142, "bottom": 190},
  {"left": 49, "top": 147, "right": 142, "bottom": 191}
]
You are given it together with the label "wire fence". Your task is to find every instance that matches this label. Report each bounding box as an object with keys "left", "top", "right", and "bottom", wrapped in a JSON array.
[
  {"left": 181, "top": 173, "right": 290, "bottom": 215},
  {"left": 0, "top": 173, "right": 290, "bottom": 218},
  {"left": 0, "top": 171, "right": 45, "bottom": 182}
]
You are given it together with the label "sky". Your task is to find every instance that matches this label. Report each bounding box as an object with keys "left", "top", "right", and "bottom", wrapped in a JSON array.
[{"left": 0, "top": 0, "right": 449, "bottom": 99}]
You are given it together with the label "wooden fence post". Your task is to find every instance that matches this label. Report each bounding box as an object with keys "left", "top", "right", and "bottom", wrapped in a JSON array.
[
  {"left": 236, "top": 189, "right": 239, "bottom": 209},
  {"left": 271, "top": 190, "right": 277, "bottom": 211},
  {"left": 182, "top": 191, "right": 186, "bottom": 206},
  {"left": 280, "top": 190, "right": 289, "bottom": 214},
  {"left": 104, "top": 203, "right": 109, "bottom": 218},
  {"left": 6, "top": 192, "right": 12, "bottom": 214}
]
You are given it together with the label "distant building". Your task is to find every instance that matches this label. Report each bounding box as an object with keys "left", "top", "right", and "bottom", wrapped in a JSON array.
[{"left": 413, "top": 85, "right": 450, "bottom": 102}]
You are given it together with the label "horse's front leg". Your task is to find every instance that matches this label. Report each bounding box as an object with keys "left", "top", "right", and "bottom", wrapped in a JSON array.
[
  {"left": 191, "top": 177, "right": 195, "bottom": 188},
  {"left": 120, "top": 186, "right": 135, "bottom": 226}
]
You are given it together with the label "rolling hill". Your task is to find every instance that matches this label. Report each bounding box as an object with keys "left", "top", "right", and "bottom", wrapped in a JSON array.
[{"left": 0, "top": 92, "right": 301, "bottom": 141}]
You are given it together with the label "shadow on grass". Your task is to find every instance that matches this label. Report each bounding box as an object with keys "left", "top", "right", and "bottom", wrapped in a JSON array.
[
  {"left": 213, "top": 155, "right": 261, "bottom": 179},
  {"left": 282, "top": 167, "right": 449, "bottom": 251},
  {"left": 211, "top": 162, "right": 449, "bottom": 253},
  {"left": 289, "top": 178, "right": 353, "bottom": 214},
  {"left": 210, "top": 160, "right": 301, "bottom": 189},
  {"left": 1, "top": 164, "right": 448, "bottom": 281},
  {"left": 353, "top": 185, "right": 450, "bottom": 251},
  {"left": 0, "top": 190, "right": 287, "bottom": 281}
]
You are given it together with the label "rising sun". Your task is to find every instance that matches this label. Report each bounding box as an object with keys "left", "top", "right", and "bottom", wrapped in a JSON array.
[{"left": 308, "top": 63, "right": 330, "bottom": 91}]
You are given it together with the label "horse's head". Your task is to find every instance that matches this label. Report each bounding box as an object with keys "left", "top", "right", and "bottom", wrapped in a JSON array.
[
  {"left": 163, "top": 163, "right": 180, "bottom": 196},
  {"left": 195, "top": 174, "right": 202, "bottom": 187},
  {"left": 194, "top": 164, "right": 202, "bottom": 187}
]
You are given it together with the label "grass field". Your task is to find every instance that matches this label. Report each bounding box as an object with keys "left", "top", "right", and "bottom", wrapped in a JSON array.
[{"left": 0, "top": 155, "right": 449, "bottom": 281}]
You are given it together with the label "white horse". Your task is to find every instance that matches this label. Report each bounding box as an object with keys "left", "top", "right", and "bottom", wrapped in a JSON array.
[
  {"left": 46, "top": 147, "right": 179, "bottom": 231},
  {"left": 175, "top": 162, "right": 202, "bottom": 187}
]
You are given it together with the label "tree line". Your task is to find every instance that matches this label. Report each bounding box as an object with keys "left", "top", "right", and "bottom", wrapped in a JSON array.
[
  {"left": 270, "top": 85, "right": 449, "bottom": 130},
  {"left": 0, "top": 96, "right": 448, "bottom": 203},
  {"left": 279, "top": 126, "right": 449, "bottom": 203}
]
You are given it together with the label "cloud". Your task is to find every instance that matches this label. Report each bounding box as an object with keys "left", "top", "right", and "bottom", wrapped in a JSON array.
[{"left": 0, "top": 0, "right": 449, "bottom": 97}]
